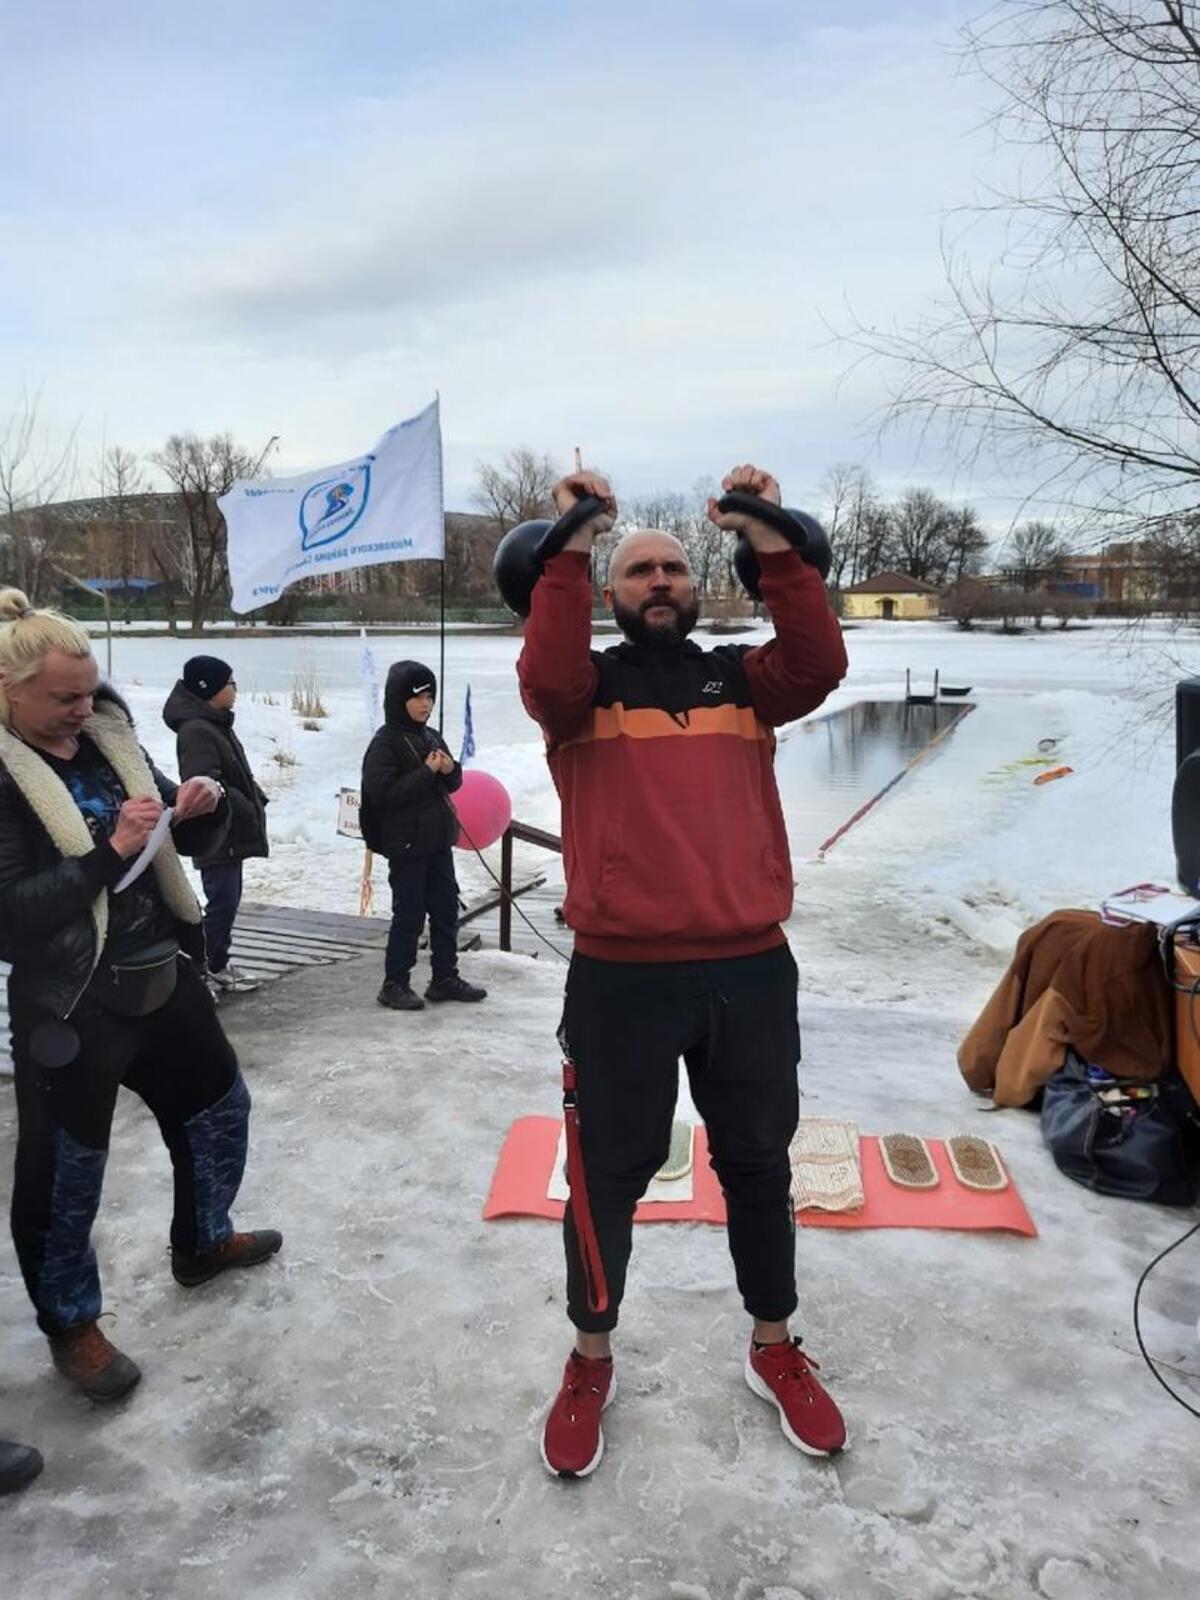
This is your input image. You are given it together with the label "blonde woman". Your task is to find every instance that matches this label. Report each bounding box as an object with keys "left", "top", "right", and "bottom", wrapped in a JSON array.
[{"left": 0, "top": 589, "right": 281, "bottom": 1402}]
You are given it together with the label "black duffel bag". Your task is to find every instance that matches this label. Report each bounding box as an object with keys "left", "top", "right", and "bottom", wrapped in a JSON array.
[{"left": 1041, "top": 1051, "right": 1200, "bottom": 1206}]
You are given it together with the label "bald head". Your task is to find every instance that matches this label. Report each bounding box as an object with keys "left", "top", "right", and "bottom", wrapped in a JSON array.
[
  {"left": 604, "top": 528, "right": 700, "bottom": 647},
  {"left": 609, "top": 528, "right": 691, "bottom": 584}
]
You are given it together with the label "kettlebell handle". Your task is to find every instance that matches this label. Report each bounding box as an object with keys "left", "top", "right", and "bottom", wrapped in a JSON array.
[
  {"left": 714, "top": 491, "right": 810, "bottom": 552},
  {"left": 535, "top": 495, "right": 610, "bottom": 565}
]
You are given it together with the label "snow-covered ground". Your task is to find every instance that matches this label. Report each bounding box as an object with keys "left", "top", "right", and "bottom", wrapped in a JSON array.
[{"left": 2, "top": 616, "right": 1199, "bottom": 1598}]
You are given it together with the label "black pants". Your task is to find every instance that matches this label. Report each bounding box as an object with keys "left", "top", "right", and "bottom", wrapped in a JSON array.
[
  {"left": 201, "top": 862, "right": 243, "bottom": 974},
  {"left": 9, "top": 959, "right": 250, "bottom": 1335},
  {"left": 384, "top": 849, "right": 459, "bottom": 984},
  {"left": 560, "top": 944, "right": 801, "bottom": 1334}
]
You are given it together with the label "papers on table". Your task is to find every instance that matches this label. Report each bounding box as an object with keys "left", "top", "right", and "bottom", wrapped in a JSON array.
[{"left": 1100, "top": 883, "right": 1200, "bottom": 931}]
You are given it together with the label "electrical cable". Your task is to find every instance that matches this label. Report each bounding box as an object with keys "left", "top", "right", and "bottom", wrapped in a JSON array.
[
  {"left": 1132, "top": 1220, "right": 1200, "bottom": 1419},
  {"left": 454, "top": 811, "right": 572, "bottom": 964},
  {"left": 398, "top": 728, "right": 572, "bottom": 963},
  {"left": 1125, "top": 924, "right": 1200, "bottom": 1415}
]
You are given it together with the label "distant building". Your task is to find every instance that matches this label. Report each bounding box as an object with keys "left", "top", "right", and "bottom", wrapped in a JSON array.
[
  {"left": 841, "top": 571, "right": 941, "bottom": 621},
  {"left": 1052, "top": 542, "right": 1160, "bottom": 605}
]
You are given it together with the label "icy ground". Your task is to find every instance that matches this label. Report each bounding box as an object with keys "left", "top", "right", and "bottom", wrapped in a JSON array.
[{"left": 2, "top": 618, "right": 1199, "bottom": 1599}]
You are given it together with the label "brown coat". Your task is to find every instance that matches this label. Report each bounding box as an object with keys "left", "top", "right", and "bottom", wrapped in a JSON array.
[{"left": 958, "top": 909, "right": 1173, "bottom": 1107}]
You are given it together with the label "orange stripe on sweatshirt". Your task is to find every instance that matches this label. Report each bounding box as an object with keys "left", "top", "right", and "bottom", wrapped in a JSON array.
[{"left": 559, "top": 702, "right": 769, "bottom": 748}]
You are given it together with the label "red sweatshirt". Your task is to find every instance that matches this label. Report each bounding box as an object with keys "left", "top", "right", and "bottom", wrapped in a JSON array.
[{"left": 518, "top": 548, "right": 848, "bottom": 962}]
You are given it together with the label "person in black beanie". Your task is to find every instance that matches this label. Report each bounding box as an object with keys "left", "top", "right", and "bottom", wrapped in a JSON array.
[
  {"left": 359, "top": 661, "right": 487, "bottom": 1010},
  {"left": 163, "top": 656, "right": 269, "bottom": 996}
]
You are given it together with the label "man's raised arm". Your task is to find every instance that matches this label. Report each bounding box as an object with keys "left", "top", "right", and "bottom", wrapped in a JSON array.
[
  {"left": 516, "top": 472, "right": 616, "bottom": 743},
  {"left": 707, "top": 464, "right": 848, "bottom": 727}
]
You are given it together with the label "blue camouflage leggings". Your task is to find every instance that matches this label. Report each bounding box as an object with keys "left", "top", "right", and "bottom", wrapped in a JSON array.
[{"left": 9, "top": 958, "right": 250, "bottom": 1335}]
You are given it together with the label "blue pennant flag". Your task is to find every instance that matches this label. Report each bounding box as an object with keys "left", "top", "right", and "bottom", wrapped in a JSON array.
[{"left": 459, "top": 684, "right": 476, "bottom": 766}]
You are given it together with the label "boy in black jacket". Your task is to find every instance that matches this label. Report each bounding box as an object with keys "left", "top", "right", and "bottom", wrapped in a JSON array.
[
  {"left": 360, "top": 661, "right": 487, "bottom": 1011},
  {"left": 163, "top": 655, "right": 269, "bottom": 995}
]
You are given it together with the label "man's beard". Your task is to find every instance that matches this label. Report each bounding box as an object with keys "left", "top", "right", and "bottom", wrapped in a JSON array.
[{"left": 612, "top": 593, "right": 700, "bottom": 647}]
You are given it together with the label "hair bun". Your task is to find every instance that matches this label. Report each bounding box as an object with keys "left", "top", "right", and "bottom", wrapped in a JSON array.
[{"left": 0, "top": 587, "right": 34, "bottom": 622}]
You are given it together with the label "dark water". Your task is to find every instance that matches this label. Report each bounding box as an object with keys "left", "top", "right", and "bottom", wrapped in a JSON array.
[{"left": 778, "top": 700, "right": 972, "bottom": 856}]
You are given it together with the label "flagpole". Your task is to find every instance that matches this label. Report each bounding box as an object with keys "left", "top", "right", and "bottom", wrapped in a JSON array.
[{"left": 438, "top": 556, "right": 446, "bottom": 733}]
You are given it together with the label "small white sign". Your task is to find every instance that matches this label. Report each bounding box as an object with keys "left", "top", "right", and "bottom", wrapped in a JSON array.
[{"left": 337, "top": 787, "right": 363, "bottom": 840}]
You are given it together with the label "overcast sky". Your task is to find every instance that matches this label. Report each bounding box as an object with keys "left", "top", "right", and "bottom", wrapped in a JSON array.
[{"left": 1, "top": 0, "right": 1023, "bottom": 520}]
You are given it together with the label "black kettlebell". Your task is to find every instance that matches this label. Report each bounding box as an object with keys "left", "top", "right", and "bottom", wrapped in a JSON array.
[
  {"left": 718, "top": 492, "right": 832, "bottom": 600},
  {"left": 493, "top": 495, "right": 609, "bottom": 618}
]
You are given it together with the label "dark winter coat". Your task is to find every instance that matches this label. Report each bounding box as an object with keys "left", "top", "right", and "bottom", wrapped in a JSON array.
[
  {"left": 162, "top": 682, "right": 269, "bottom": 868},
  {"left": 0, "top": 686, "right": 229, "bottom": 1021},
  {"left": 359, "top": 661, "right": 463, "bottom": 860}
]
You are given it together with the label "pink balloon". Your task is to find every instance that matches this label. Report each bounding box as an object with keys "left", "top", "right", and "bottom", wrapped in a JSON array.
[{"left": 450, "top": 769, "right": 512, "bottom": 851}]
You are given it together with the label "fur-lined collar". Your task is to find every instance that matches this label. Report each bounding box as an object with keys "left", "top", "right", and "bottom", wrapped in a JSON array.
[{"left": 0, "top": 693, "right": 201, "bottom": 973}]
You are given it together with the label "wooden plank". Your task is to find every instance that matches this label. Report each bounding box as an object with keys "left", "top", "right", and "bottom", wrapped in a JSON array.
[
  {"left": 459, "top": 874, "right": 545, "bottom": 926},
  {"left": 227, "top": 929, "right": 355, "bottom": 955},
  {"left": 226, "top": 950, "right": 314, "bottom": 972},
  {"left": 235, "top": 920, "right": 388, "bottom": 950},
  {"left": 235, "top": 907, "right": 387, "bottom": 935},
  {"left": 240, "top": 901, "right": 390, "bottom": 940},
  {"left": 228, "top": 944, "right": 336, "bottom": 968},
  {"left": 510, "top": 821, "right": 563, "bottom": 853},
  {"left": 229, "top": 927, "right": 372, "bottom": 954},
  {"left": 463, "top": 879, "right": 571, "bottom": 963}
]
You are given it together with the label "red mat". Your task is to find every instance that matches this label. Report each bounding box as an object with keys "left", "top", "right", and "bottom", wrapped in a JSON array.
[{"left": 483, "top": 1117, "right": 1037, "bottom": 1236}]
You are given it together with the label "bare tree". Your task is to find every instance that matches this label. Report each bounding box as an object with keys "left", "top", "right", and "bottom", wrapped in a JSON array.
[
  {"left": 0, "top": 389, "right": 80, "bottom": 601},
  {"left": 848, "top": 2, "right": 1200, "bottom": 537},
  {"left": 1002, "top": 518, "right": 1068, "bottom": 591},
  {"left": 471, "top": 448, "right": 559, "bottom": 531},
  {"left": 90, "top": 445, "right": 148, "bottom": 597},
  {"left": 820, "top": 464, "right": 884, "bottom": 590},
  {"left": 888, "top": 488, "right": 956, "bottom": 583},
  {"left": 942, "top": 504, "right": 991, "bottom": 583},
  {"left": 150, "top": 433, "right": 259, "bottom": 634},
  {"left": 1143, "top": 512, "right": 1200, "bottom": 611}
]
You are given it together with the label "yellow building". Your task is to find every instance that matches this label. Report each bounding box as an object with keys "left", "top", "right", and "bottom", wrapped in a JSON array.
[{"left": 841, "top": 571, "right": 940, "bottom": 620}]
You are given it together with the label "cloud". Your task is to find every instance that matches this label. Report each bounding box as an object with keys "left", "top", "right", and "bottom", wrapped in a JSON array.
[
  {"left": 181, "top": 145, "right": 657, "bottom": 328},
  {"left": 2, "top": 5, "right": 1041, "bottom": 522}
]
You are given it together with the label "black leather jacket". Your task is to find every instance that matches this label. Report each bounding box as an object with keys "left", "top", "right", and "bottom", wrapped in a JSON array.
[{"left": 0, "top": 693, "right": 228, "bottom": 1021}]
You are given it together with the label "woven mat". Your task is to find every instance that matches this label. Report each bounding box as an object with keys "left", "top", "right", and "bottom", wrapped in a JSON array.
[
  {"left": 483, "top": 1118, "right": 1037, "bottom": 1235},
  {"left": 788, "top": 1117, "right": 864, "bottom": 1212},
  {"left": 547, "top": 1123, "right": 696, "bottom": 1204}
]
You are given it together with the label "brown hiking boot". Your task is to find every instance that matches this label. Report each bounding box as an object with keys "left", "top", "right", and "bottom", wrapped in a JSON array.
[
  {"left": 49, "top": 1322, "right": 142, "bottom": 1403},
  {"left": 171, "top": 1228, "right": 283, "bottom": 1288}
]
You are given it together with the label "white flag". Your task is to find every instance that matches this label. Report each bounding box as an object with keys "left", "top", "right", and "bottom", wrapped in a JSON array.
[
  {"left": 359, "top": 626, "right": 381, "bottom": 733},
  {"left": 222, "top": 399, "right": 444, "bottom": 615}
]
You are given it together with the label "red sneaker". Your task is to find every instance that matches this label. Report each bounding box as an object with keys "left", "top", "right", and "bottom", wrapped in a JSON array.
[
  {"left": 745, "top": 1338, "right": 847, "bottom": 1456},
  {"left": 540, "top": 1351, "right": 616, "bottom": 1478}
]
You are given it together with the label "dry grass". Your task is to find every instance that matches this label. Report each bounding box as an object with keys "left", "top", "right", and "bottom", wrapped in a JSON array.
[{"left": 290, "top": 663, "right": 327, "bottom": 719}]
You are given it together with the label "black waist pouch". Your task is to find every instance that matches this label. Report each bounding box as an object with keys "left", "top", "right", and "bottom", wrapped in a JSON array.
[{"left": 87, "top": 937, "right": 180, "bottom": 1018}]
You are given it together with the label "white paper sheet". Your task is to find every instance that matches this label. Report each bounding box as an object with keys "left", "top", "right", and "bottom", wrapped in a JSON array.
[{"left": 113, "top": 806, "right": 174, "bottom": 893}]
